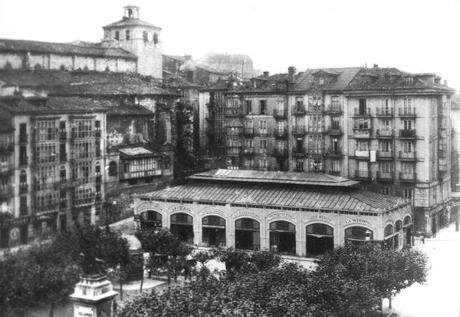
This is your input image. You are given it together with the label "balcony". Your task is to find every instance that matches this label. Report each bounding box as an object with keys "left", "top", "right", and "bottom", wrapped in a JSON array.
[
  {"left": 241, "top": 147, "right": 255, "bottom": 155},
  {"left": 377, "top": 171, "right": 394, "bottom": 181},
  {"left": 399, "top": 151, "right": 416, "bottom": 161},
  {"left": 325, "top": 104, "right": 342, "bottom": 115},
  {"left": 274, "top": 128, "right": 288, "bottom": 138},
  {"left": 355, "top": 170, "right": 371, "bottom": 180},
  {"left": 293, "top": 147, "right": 305, "bottom": 156},
  {"left": 19, "top": 133, "right": 28, "bottom": 144},
  {"left": 0, "top": 143, "right": 14, "bottom": 153},
  {"left": 292, "top": 126, "right": 306, "bottom": 136},
  {"left": 226, "top": 146, "right": 241, "bottom": 156},
  {"left": 0, "top": 185, "right": 13, "bottom": 201},
  {"left": 255, "top": 148, "right": 270, "bottom": 156},
  {"left": 398, "top": 107, "right": 416, "bottom": 117},
  {"left": 326, "top": 147, "right": 343, "bottom": 157},
  {"left": 225, "top": 108, "right": 243, "bottom": 117},
  {"left": 376, "top": 129, "right": 394, "bottom": 138},
  {"left": 376, "top": 107, "right": 394, "bottom": 117},
  {"left": 292, "top": 104, "right": 306, "bottom": 116},
  {"left": 73, "top": 197, "right": 95, "bottom": 207},
  {"left": 120, "top": 169, "right": 163, "bottom": 180},
  {"left": 19, "top": 183, "right": 28, "bottom": 194},
  {"left": 353, "top": 108, "right": 371, "bottom": 117},
  {"left": 243, "top": 127, "right": 254, "bottom": 137},
  {"left": 307, "top": 125, "right": 326, "bottom": 134},
  {"left": 354, "top": 150, "right": 370, "bottom": 158},
  {"left": 399, "top": 129, "right": 416, "bottom": 139},
  {"left": 353, "top": 129, "right": 371, "bottom": 138},
  {"left": 306, "top": 105, "right": 324, "bottom": 114},
  {"left": 19, "top": 156, "right": 28, "bottom": 167},
  {"left": 399, "top": 172, "right": 417, "bottom": 182},
  {"left": 327, "top": 127, "right": 342, "bottom": 136},
  {"left": 274, "top": 148, "right": 287, "bottom": 157},
  {"left": 36, "top": 203, "right": 60, "bottom": 213},
  {"left": 255, "top": 129, "right": 269, "bottom": 137},
  {"left": 273, "top": 109, "right": 287, "bottom": 119},
  {"left": 377, "top": 151, "right": 394, "bottom": 160}
]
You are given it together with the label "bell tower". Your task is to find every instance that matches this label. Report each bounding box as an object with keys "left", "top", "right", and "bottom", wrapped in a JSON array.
[{"left": 102, "top": 5, "right": 162, "bottom": 78}]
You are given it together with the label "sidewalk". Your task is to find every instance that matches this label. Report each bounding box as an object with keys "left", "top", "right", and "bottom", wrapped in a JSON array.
[{"left": 385, "top": 223, "right": 460, "bottom": 317}]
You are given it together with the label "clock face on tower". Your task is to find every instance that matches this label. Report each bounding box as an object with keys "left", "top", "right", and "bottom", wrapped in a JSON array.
[{"left": 9, "top": 227, "right": 19, "bottom": 241}]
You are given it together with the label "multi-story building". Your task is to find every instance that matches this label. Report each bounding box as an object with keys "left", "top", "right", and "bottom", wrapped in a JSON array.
[{"left": 203, "top": 66, "right": 454, "bottom": 235}]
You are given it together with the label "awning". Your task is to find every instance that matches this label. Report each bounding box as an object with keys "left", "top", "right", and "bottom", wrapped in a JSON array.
[{"left": 119, "top": 147, "right": 160, "bottom": 159}]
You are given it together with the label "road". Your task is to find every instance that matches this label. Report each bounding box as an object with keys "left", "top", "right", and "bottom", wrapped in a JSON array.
[{"left": 387, "top": 223, "right": 460, "bottom": 317}]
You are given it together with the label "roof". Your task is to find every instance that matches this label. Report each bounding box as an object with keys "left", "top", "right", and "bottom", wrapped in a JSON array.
[
  {"left": 294, "top": 67, "right": 362, "bottom": 92},
  {"left": 190, "top": 169, "right": 359, "bottom": 187},
  {"left": 0, "top": 38, "right": 136, "bottom": 59},
  {"left": 0, "top": 70, "right": 177, "bottom": 96},
  {"left": 141, "top": 182, "right": 408, "bottom": 214},
  {"left": 345, "top": 67, "right": 454, "bottom": 93},
  {"left": 103, "top": 17, "right": 161, "bottom": 30},
  {"left": 119, "top": 147, "right": 160, "bottom": 158}
]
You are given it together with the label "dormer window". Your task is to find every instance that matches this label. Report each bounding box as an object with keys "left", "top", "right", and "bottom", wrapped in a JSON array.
[
  {"left": 125, "top": 30, "right": 130, "bottom": 40},
  {"left": 114, "top": 31, "right": 119, "bottom": 40}
]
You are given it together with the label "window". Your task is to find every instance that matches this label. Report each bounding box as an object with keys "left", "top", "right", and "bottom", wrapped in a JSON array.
[
  {"left": 357, "top": 141, "right": 368, "bottom": 151},
  {"left": 331, "top": 159, "right": 341, "bottom": 172},
  {"left": 143, "top": 31, "right": 148, "bottom": 42},
  {"left": 245, "top": 100, "right": 252, "bottom": 114},
  {"left": 108, "top": 161, "right": 117, "bottom": 177},
  {"left": 260, "top": 100, "right": 267, "bottom": 115},
  {"left": 296, "top": 159, "right": 304, "bottom": 172},
  {"left": 402, "top": 119, "right": 412, "bottom": 130},
  {"left": 379, "top": 161, "right": 392, "bottom": 173},
  {"left": 358, "top": 161, "right": 368, "bottom": 171},
  {"left": 259, "top": 120, "right": 267, "bottom": 133},
  {"left": 60, "top": 143, "right": 66, "bottom": 162},
  {"left": 260, "top": 139, "right": 267, "bottom": 150},
  {"left": 20, "top": 196, "right": 27, "bottom": 215},
  {"left": 153, "top": 33, "right": 158, "bottom": 44},
  {"left": 402, "top": 141, "right": 412, "bottom": 153},
  {"left": 114, "top": 31, "right": 119, "bottom": 40},
  {"left": 331, "top": 96, "right": 339, "bottom": 107},
  {"left": 60, "top": 166, "right": 66, "bottom": 180},
  {"left": 380, "top": 140, "right": 391, "bottom": 152},
  {"left": 403, "top": 187, "right": 413, "bottom": 199},
  {"left": 125, "top": 30, "right": 130, "bottom": 40},
  {"left": 359, "top": 99, "right": 367, "bottom": 114},
  {"left": 380, "top": 186, "right": 390, "bottom": 195},
  {"left": 331, "top": 117, "right": 340, "bottom": 129}
]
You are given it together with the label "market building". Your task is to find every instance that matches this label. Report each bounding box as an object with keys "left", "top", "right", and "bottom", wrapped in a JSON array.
[{"left": 134, "top": 169, "right": 412, "bottom": 257}]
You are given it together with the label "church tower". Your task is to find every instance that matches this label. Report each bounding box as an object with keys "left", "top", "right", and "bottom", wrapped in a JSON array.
[{"left": 102, "top": 5, "right": 162, "bottom": 78}]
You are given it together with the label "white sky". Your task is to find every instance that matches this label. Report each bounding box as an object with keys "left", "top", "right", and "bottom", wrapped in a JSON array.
[{"left": 1, "top": 0, "right": 459, "bottom": 91}]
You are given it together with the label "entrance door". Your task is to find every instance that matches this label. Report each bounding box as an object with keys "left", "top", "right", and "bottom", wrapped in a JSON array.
[
  {"left": 170, "top": 213, "right": 194, "bottom": 244},
  {"left": 235, "top": 218, "right": 260, "bottom": 250},
  {"left": 269, "top": 221, "right": 296, "bottom": 255},
  {"left": 306, "top": 223, "right": 334, "bottom": 256}
]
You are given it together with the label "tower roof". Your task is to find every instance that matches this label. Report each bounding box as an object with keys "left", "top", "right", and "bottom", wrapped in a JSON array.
[{"left": 103, "top": 6, "right": 161, "bottom": 30}]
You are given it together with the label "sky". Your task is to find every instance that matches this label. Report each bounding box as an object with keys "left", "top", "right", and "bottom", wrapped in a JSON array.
[{"left": 1, "top": 0, "right": 460, "bottom": 90}]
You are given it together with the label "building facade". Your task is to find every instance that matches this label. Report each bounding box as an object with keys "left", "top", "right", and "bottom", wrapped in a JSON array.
[
  {"left": 203, "top": 66, "right": 454, "bottom": 234},
  {"left": 134, "top": 169, "right": 412, "bottom": 257}
]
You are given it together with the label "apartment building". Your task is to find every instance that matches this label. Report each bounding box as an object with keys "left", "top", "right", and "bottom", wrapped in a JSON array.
[{"left": 203, "top": 66, "right": 454, "bottom": 234}]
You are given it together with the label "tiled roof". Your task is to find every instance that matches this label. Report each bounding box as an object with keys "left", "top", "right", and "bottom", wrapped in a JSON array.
[
  {"left": 345, "top": 67, "right": 454, "bottom": 92},
  {"left": 190, "top": 169, "right": 359, "bottom": 187},
  {"left": 103, "top": 18, "right": 161, "bottom": 30},
  {"left": 141, "top": 182, "right": 408, "bottom": 214},
  {"left": 294, "top": 67, "right": 362, "bottom": 91},
  {"left": 0, "top": 39, "right": 136, "bottom": 59},
  {"left": 0, "top": 70, "right": 177, "bottom": 96}
]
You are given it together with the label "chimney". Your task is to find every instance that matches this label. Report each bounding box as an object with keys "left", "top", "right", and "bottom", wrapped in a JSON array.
[
  {"left": 373, "top": 64, "right": 378, "bottom": 68},
  {"left": 263, "top": 71, "right": 269, "bottom": 78},
  {"left": 435, "top": 76, "right": 441, "bottom": 84},
  {"left": 288, "top": 66, "right": 296, "bottom": 83}
]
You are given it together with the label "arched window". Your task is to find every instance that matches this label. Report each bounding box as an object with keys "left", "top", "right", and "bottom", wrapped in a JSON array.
[
  {"left": 108, "top": 161, "right": 117, "bottom": 177},
  {"left": 269, "top": 221, "right": 296, "bottom": 255},
  {"left": 403, "top": 215, "right": 411, "bottom": 227},
  {"left": 384, "top": 224, "right": 394, "bottom": 237},
  {"left": 395, "top": 220, "right": 402, "bottom": 232},
  {"left": 140, "top": 210, "right": 162, "bottom": 230},
  {"left": 143, "top": 31, "right": 148, "bottom": 42},
  {"left": 202, "top": 216, "right": 226, "bottom": 247},
  {"left": 306, "top": 223, "right": 334, "bottom": 256},
  {"left": 345, "top": 226, "right": 373, "bottom": 245},
  {"left": 114, "top": 30, "right": 119, "bottom": 40},
  {"left": 170, "top": 213, "right": 193, "bottom": 243},
  {"left": 384, "top": 224, "right": 397, "bottom": 250},
  {"left": 235, "top": 218, "right": 260, "bottom": 251}
]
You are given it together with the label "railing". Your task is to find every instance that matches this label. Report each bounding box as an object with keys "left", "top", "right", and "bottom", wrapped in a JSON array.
[
  {"left": 439, "top": 159, "right": 448, "bottom": 172},
  {"left": 325, "top": 104, "right": 342, "bottom": 114},
  {"left": 73, "top": 197, "right": 95, "bottom": 207},
  {"left": 355, "top": 170, "right": 371, "bottom": 179},
  {"left": 36, "top": 203, "right": 60, "bottom": 213},
  {"left": 19, "top": 183, "right": 28, "bottom": 194},
  {"left": 307, "top": 105, "right": 324, "bottom": 113},
  {"left": 376, "top": 107, "right": 394, "bottom": 116},
  {"left": 292, "top": 126, "right": 306, "bottom": 135},
  {"left": 226, "top": 146, "right": 241, "bottom": 155},
  {"left": 226, "top": 128, "right": 242, "bottom": 136},
  {"left": 353, "top": 129, "right": 371, "bottom": 138},
  {"left": 307, "top": 125, "right": 326, "bottom": 133},
  {"left": 0, "top": 143, "right": 14, "bottom": 153},
  {"left": 399, "top": 151, "right": 416, "bottom": 160},
  {"left": 293, "top": 147, "right": 305, "bottom": 156},
  {"left": 274, "top": 128, "right": 288, "bottom": 138},
  {"left": 399, "top": 129, "right": 416, "bottom": 138},
  {"left": 255, "top": 129, "right": 269, "bottom": 137},
  {"left": 327, "top": 148, "right": 343, "bottom": 156},
  {"left": 243, "top": 127, "right": 254, "bottom": 136},
  {"left": 354, "top": 108, "right": 371, "bottom": 116},
  {"left": 273, "top": 109, "right": 287, "bottom": 119},
  {"left": 19, "top": 133, "right": 28, "bottom": 143},
  {"left": 399, "top": 107, "right": 416, "bottom": 117},
  {"left": 255, "top": 148, "right": 270, "bottom": 155},
  {"left": 19, "top": 156, "right": 28, "bottom": 167},
  {"left": 376, "top": 129, "right": 394, "bottom": 138},
  {"left": 377, "top": 171, "right": 394, "bottom": 180},
  {"left": 377, "top": 151, "right": 393, "bottom": 159},
  {"left": 292, "top": 104, "right": 306, "bottom": 115},
  {"left": 120, "top": 169, "right": 163, "bottom": 180},
  {"left": 399, "top": 172, "right": 417, "bottom": 182},
  {"left": 225, "top": 108, "right": 243, "bottom": 117},
  {"left": 327, "top": 127, "right": 342, "bottom": 135},
  {"left": 274, "top": 148, "right": 287, "bottom": 157},
  {"left": 306, "top": 148, "right": 325, "bottom": 156},
  {"left": 242, "top": 147, "right": 254, "bottom": 155},
  {"left": 355, "top": 150, "right": 370, "bottom": 158}
]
